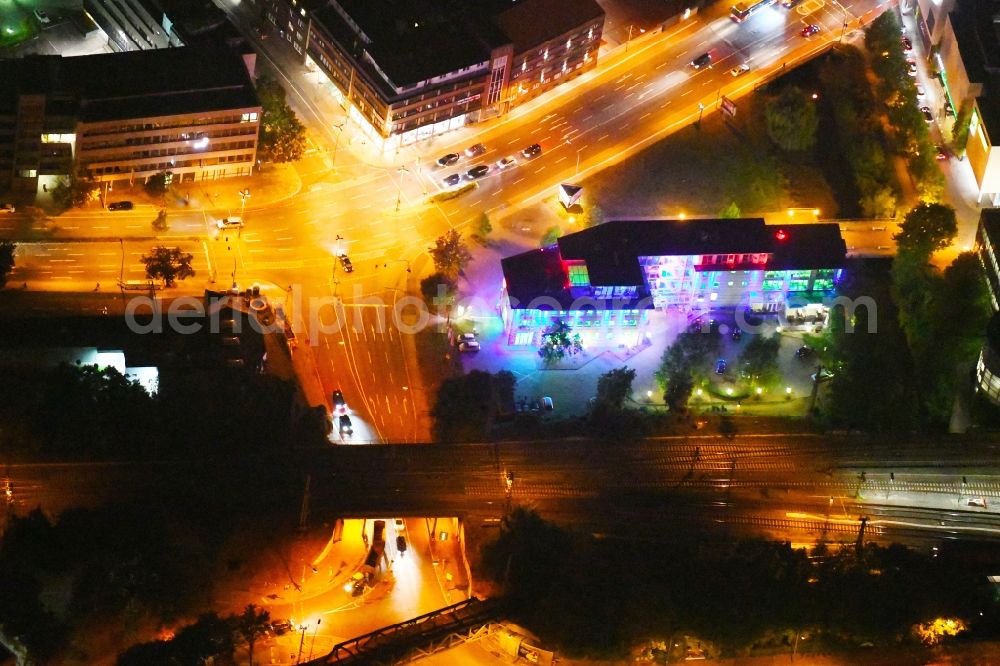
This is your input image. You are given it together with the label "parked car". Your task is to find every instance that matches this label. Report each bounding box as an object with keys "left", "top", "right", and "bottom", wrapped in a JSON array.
[
  {"left": 730, "top": 63, "right": 750, "bottom": 77},
  {"left": 464, "top": 143, "right": 487, "bottom": 157},
  {"left": 921, "top": 106, "right": 933, "bottom": 122},
  {"left": 968, "top": 497, "right": 988, "bottom": 508},
  {"left": 906, "top": 59, "right": 918, "bottom": 76},
  {"left": 781, "top": 0, "right": 802, "bottom": 7},
  {"left": 796, "top": 345, "right": 815, "bottom": 359},
  {"left": 459, "top": 340, "right": 480, "bottom": 352},
  {"left": 521, "top": 143, "right": 542, "bottom": 158},
  {"left": 715, "top": 359, "right": 727, "bottom": 374},
  {"left": 459, "top": 332, "right": 477, "bottom": 342},
  {"left": 108, "top": 201, "right": 134, "bottom": 211},
  {"left": 332, "top": 389, "right": 347, "bottom": 414},
  {"left": 396, "top": 535, "right": 407, "bottom": 553},
  {"left": 216, "top": 216, "right": 243, "bottom": 229},
  {"left": 496, "top": 156, "right": 517, "bottom": 170},
  {"left": 394, "top": 518, "right": 405, "bottom": 532},
  {"left": 690, "top": 52, "right": 712, "bottom": 69},
  {"left": 339, "top": 414, "right": 353, "bottom": 435},
  {"left": 270, "top": 620, "right": 292, "bottom": 635},
  {"left": 800, "top": 24, "right": 820, "bottom": 38},
  {"left": 915, "top": 83, "right": 925, "bottom": 96},
  {"left": 541, "top": 396, "right": 554, "bottom": 411},
  {"left": 936, "top": 146, "right": 949, "bottom": 160},
  {"left": 339, "top": 255, "right": 353, "bottom": 273},
  {"left": 466, "top": 164, "right": 490, "bottom": 179},
  {"left": 436, "top": 153, "right": 460, "bottom": 166},
  {"left": 442, "top": 173, "right": 462, "bottom": 187},
  {"left": 902, "top": 35, "right": 913, "bottom": 51}
]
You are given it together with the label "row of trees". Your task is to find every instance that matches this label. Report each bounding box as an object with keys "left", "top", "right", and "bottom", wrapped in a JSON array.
[
  {"left": 821, "top": 203, "right": 989, "bottom": 429},
  {"left": 480, "top": 509, "right": 998, "bottom": 658},
  {"left": 819, "top": 47, "right": 898, "bottom": 218},
  {"left": 865, "top": 12, "right": 945, "bottom": 201}
]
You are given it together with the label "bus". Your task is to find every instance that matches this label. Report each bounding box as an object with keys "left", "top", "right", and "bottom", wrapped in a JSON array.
[{"left": 731, "top": 0, "right": 777, "bottom": 22}]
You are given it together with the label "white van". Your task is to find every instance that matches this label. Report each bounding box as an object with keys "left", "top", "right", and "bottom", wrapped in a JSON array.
[{"left": 216, "top": 217, "right": 244, "bottom": 230}]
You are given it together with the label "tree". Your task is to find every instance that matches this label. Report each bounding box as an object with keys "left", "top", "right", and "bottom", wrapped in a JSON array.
[
  {"left": 235, "top": 604, "right": 269, "bottom": 666},
  {"left": 430, "top": 370, "right": 509, "bottom": 441},
  {"left": 764, "top": 86, "right": 819, "bottom": 152},
  {"left": 540, "top": 225, "right": 562, "bottom": 247},
  {"left": 739, "top": 333, "right": 781, "bottom": 388},
  {"left": 143, "top": 172, "right": 170, "bottom": 198},
  {"left": 429, "top": 229, "right": 472, "bottom": 283},
  {"left": 655, "top": 329, "right": 721, "bottom": 412},
  {"left": 893, "top": 202, "right": 957, "bottom": 254},
  {"left": 719, "top": 202, "right": 741, "bottom": 219},
  {"left": 538, "top": 319, "right": 583, "bottom": 365},
  {"left": 420, "top": 271, "right": 456, "bottom": 310},
  {"left": 580, "top": 205, "right": 605, "bottom": 229},
  {"left": 50, "top": 174, "right": 97, "bottom": 209},
  {"left": 472, "top": 213, "right": 492, "bottom": 244},
  {"left": 594, "top": 366, "right": 636, "bottom": 411},
  {"left": 0, "top": 241, "right": 14, "bottom": 289},
  {"left": 151, "top": 209, "right": 169, "bottom": 232},
  {"left": 256, "top": 76, "right": 307, "bottom": 163},
  {"left": 952, "top": 103, "right": 972, "bottom": 154},
  {"left": 141, "top": 246, "right": 195, "bottom": 287}
]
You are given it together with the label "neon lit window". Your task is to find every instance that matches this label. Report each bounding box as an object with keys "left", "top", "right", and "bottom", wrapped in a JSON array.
[
  {"left": 788, "top": 279, "right": 809, "bottom": 291},
  {"left": 764, "top": 271, "right": 785, "bottom": 279},
  {"left": 790, "top": 270, "right": 812, "bottom": 279},
  {"left": 568, "top": 264, "right": 590, "bottom": 286},
  {"left": 812, "top": 279, "right": 834, "bottom": 291},
  {"left": 763, "top": 279, "right": 784, "bottom": 291}
]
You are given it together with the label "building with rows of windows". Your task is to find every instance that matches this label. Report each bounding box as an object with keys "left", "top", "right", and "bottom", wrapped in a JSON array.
[
  {"left": 499, "top": 218, "right": 847, "bottom": 348},
  {"left": 0, "top": 47, "right": 261, "bottom": 197},
  {"left": 252, "top": 0, "right": 603, "bottom": 150},
  {"left": 974, "top": 208, "right": 1000, "bottom": 405}
]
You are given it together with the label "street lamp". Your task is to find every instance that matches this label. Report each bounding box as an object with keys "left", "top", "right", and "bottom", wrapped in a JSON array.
[
  {"left": 625, "top": 24, "right": 644, "bottom": 53},
  {"left": 394, "top": 166, "right": 409, "bottom": 213},
  {"left": 332, "top": 122, "right": 344, "bottom": 168},
  {"left": 697, "top": 102, "right": 706, "bottom": 128}
]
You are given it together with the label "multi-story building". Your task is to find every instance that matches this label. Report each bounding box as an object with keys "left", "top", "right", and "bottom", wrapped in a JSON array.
[
  {"left": 913, "top": 0, "right": 1000, "bottom": 203},
  {"left": 499, "top": 219, "right": 846, "bottom": 347},
  {"left": 975, "top": 207, "right": 1000, "bottom": 310},
  {"left": 253, "top": 0, "right": 603, "bottom": 149},
  {"left": 0, "top": 46, "right": 261, "bottom": 197}
]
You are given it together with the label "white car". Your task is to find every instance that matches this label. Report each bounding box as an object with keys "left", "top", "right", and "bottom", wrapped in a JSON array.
[
  {"left": 496, "top": 156, "right": 517, "bottom": 170},
  {"left": 730, "top": 63, "right": 750, "bottom": 77},
  {"left": 216, "top": 217, "right": 244, "bottom": 229},
  {"left": 459, "top": 340, "right": 480, "bottom": 352}
]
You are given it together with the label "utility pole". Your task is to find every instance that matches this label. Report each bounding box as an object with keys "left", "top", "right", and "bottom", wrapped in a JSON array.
[{"left": 855, "top": 516, "right": 869, "bottom": 555}]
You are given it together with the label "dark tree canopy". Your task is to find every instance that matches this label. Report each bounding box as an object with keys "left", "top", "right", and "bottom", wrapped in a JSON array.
[
  {"left": 893, "top": 202, "right": 958, "bottom": 254},
  {"left": 141, "top": 246, "right": 195, "bottom": 287},
  {"left": 538, "top": 319, "right": 583, "bottom": 365},
  {"left": 594, "top": 366, "right": 636, "bottom": 411},
  {"left": 0, "top": 240, "right": 15, "bottom": 288},
  {"left": 429, "top": 229, "right": 473, "bottom": 283},
  {"left": 764, "top": 85, "right": 819, "bottom": 152},
  {"left": 430, "top": 370, "right": 513, "bottom": 441},
  {"left": 256, "top": 76, "right": 307, "bottom": 163},
  {"left": 739, "top": 333, "right": 781, "bottom": 387}
]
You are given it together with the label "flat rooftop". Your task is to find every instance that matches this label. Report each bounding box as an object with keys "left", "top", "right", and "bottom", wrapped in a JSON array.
[{"left": 0, "top": 46, "right": 260, "bottom": 121}]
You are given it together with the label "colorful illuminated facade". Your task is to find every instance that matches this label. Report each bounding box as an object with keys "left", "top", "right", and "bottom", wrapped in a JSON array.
[{"left": 500, "top": 218, "right": 846, "bottom": 347}]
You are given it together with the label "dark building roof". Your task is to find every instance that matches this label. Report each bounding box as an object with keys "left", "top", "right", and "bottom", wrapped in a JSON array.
[
  {"left": 557, "top": 218, "right": 776, "bottom": 286},
  {"left": 950, "top": 0, "right": 1000, "bottom": 135},
  {"left": 979, "top": 204, "right": 1000, "bottom": 242},
  {"left": 502, "top": 218, "right": 846, "bottom": 309},
  {"left": 0, "top": 47, "right": 259, "bottom": 120},
  {"left": 495, "top": 0, "right": 604, "bottom": 52},
  {"left": 312, "top": 0, "right": 508, "bottom": 91}
]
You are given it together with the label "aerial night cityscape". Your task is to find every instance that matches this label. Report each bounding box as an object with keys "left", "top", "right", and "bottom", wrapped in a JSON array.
[{"left": 8, "top": 0, "right": 1000, "bottom": 664}]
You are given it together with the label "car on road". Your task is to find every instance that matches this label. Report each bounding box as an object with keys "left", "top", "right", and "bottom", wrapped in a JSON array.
[
  {"left": 945, "top": 100, "right": 955, "bottom": 117},
  {"left": 715, "top": 359, "right": 727, "bottom": 375},
  {"left": 436, "top": 153, "right": 460, "bottom": 166},
  {"left": 902, "top": 35, "right": 913, "bottom": 51},
  {"left": 442, "top": 173, "right": 462, "bottom": 187},
  {"left": 396, "top": 535, "right": 407, "bottom": 553},
  {"left": 690, "top": 52, "right": 712, "bottom": 69},
  {"left": 464, "top": 143, "right": 487, "bottom": 157},
  {"left": 459, "top": 332, "right": 477, "bottom": 342},
  {"left": 796, "top": 345, "right": 815, "bottom": 359},
  {"left": 108, "top": 201, "right": 134, "bottom": 211},
  {"left": 496, "top": 156, "right": 517, "bottom": 170},
  {"left": 339, "top": 254, "right": 353, "bottom": 273},
  {"left": 338, "top": 414, "right": 353, "bottom": 435},
  {"left": 920, "top": 105, "right": 933, "bottom": 122},
  {"left": 800, "top": 24, "right": 820, "bottom": 38},
  {"left": 915, "top": 83, "right": 925, "bottom": 96},
  {"left": 465, "top": 164, "right": 490, "bottom": 179},
  {"left": 216, "top": 216, "right": 243, "bottom": 230},
  {"left": 459, "top": 340, "right": 480, "bottom": 352},
  {"left": 332, "top": 389, "right": 347, "bottom": 414},
  {"left": 969, "top": 498, "right": 988, "bottom": 508},
  {"left": 394, "top": 517, "right": 405, "bottom": 532},
  {"left": 270, "top": 620, "right": 292, "bottom": 635},
  {"left": 0, "top": 204, "right": 14, "bottom": 214},
  {"left": 730, "top": 63, "right": 750, "bottom": 77},
  {"left": 541, "top": 396, "right": 554, "bottom": 411},
  {"left": 906, "top": 60, "right": 918, "bottom": 76},
  {"left": 33, "top": 9, "right": 51, "bottom": 24},
  {"left": 936, "top": 146, "right": 949, "bottom": 160},
  {"left": 521, "top": 143, "right": 542, "bottom": 158}
]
